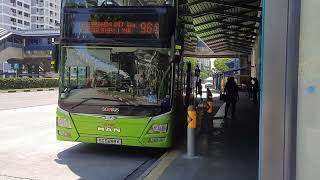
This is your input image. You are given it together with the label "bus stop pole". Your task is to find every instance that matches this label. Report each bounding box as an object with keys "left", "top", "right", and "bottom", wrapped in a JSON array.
[{"left": 187, "top": 105, "right": 197, "bottom": 157}]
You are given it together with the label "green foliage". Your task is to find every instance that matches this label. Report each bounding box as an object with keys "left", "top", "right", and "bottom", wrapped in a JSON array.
[
  {"left": 200, "top": 69, "right": 213, "bottom": 80},
  {"left": 184, "top": 57, "right": 197, "bottom": 68},
  {"left": 214, "top": 58, "right": 233, "bottom": 72},
  {"left": 0, "top": 78, "right": 59, "bottom": 90}
]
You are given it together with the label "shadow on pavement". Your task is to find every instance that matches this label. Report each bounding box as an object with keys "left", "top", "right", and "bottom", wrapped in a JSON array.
[
  {"left": 55, "top": 143, "right": 164, "bottom": 180},
  {"left": 159, "top": 92, "right": 259, "bottom": 180}
]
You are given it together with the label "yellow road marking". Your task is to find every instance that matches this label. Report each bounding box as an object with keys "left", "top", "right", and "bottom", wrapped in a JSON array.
[{"left": 144, "top": 147, "right": 182, "bottom": 180}]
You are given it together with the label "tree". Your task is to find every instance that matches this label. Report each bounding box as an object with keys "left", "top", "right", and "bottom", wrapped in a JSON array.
[
  {"left": 200, "top": 71, "right": 208, "bottom": 79},
  {"left": 200, "top": 69, "right": 213, "bottom": 79},
  {"left": 184, "top": 57, "right": 197, "bottom": 69},
  {"left": 214, "top": 58, "right": 233, "bottom": 72}
]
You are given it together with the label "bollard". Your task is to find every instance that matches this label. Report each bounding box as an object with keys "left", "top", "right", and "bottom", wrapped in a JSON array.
[
  {"left": 187, "top": 105, "right": 197, "bottom": 157},
  {"left": 207, "top": 88, "right": 214, "bottom": 113},
  {"left": 207, "top": 100, "right": 213, "bottom": 113},
  {"left": 206, "top": 88, "right": 214, "bottom": 133}
]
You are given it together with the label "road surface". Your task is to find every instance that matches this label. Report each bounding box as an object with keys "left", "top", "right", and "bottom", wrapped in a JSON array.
[
  {"left": 196, "top": 84, "right": 218, "bottom": 99},
  {"left": 0, "top": 91, "right": 58, "bottom": 110},
  {"left": 0, "top": 91, "right": 163, "bottom": 180}
]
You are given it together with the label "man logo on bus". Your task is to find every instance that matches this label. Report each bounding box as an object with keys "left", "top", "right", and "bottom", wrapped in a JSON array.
[
  {"left": 102, "top": 107, "right": 119, "bottom": 114},
  {"left": 97, "top": 127, "right": 121, "bottom": 133}
]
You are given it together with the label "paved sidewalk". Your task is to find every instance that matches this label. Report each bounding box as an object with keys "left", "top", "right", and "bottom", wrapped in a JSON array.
[{"left": 153, "top": 92, "right": 260, "bottom": 180}]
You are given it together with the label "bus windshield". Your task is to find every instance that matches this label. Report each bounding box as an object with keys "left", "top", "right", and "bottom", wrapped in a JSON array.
[
  {"left": 62, "top": 0, "right": 174, "bottom": 8},
  {"left": 58, "top": 46, "right": 172, "bottom": 116}
]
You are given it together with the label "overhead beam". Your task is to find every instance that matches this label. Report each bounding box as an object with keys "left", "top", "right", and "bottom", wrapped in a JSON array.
[
  {"left": 184, "top": 39, "right": 197, "bottom": 44},
  {"left": 205, "top": 39, "right": 225, "bottom": 45},
  {"left": 210, "top": 46, "right": 236, "bottom": 52},
  {"left": 207, "top": 40, "right": 254, "bottom": 48},
  {"left": 196, "top": 25, "right": 257, "bottom": 36},
  {"left": 207, "top": 39, "right": 255, "bottom": 45},
  {"left": 184, "top": 35, "right": 197, "bottom": 40},
  {"left": 209, "top": 44, "right": 252, "bottom": 51},
  {"left": 198, "top": 31, "right": 226, "bottom": 38},
  {"left": 193, "top": 10, "right": 261, "bottom": 22},
  {"left": 184, "top": 47, "right": 196, "bottom": 51},
  {"left": 211, "top": 47, "right": 251, "bottom": 54},
  {"left": 213, "top": 47, "right": 251, "bottom": 54},
  {"left": 189, "top": 0, "right": 262, "bottom": 11},
  {"left": 209, "top": 44, "right": 250, "bottom": 51},
  {"left": 222, "top": 45, "right": 252, "bottom": 52},
  {"left": 185, "top": 37, "right": 197, "bottom": 41},
  {"left": 197, "top": 28, "right": 257, "bottom": 38},
  {"left": 184, "top": 47, "right": 196, "bottom": 52},
  {"left": 204, "top": 36, "right": 255, "bottom": 44},
  {"left": 184, "top": 42, "right": 196, "bottom": 47},
  {"left": 185, "top": 41, "right": 197, "bottom": 45},
  {"left": 193, "top": 19, "right": 258, "bottom": 30},
  {"left": 209, "top": 43, "right": 252, "bottom": 50},
  {"left": 203, "top": 33, "right": 256, "bottom": 42},
  {"left": 184, "top": 54, "right": 243, "bottom": 58},
  {"left": 222, "top": 32, "right": 256, "bottom": 40},
  {"left": 184, "top": 44, "right": 196, "bottom": 49},
  {"left": 208, "top": 41, "right": 254, "bottom": 48},
  {"left": 210, "top": 46, "right": 252, "bottom": 53}
]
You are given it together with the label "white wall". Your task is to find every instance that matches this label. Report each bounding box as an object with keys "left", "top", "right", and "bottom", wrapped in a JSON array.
[{"left": 296, "top": 0, "right": 320, "bottom": 179}]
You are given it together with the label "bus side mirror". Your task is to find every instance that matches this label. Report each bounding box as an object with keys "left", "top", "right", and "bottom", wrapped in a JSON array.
[{"left": 51, "top": 44, "right": 60, "bottom": 73}]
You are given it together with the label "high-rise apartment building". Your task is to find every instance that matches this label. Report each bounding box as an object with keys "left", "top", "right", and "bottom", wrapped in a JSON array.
[
  {"left": 198, "top": 58, "right": 212, "bottom": 70},
  {"left": 30, "top": 0, "right": 60, "bottom": 29},
  {"left": 0, "top": 0, "right": 32, "bottom": 30},
  {"left": 0, "top": 0, "right": 60, "bottom": 30}
]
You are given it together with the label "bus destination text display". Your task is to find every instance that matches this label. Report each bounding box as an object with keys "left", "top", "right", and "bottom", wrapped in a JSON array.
[{"left": 79, "top": 21, "right": 160, "bottom": 36}]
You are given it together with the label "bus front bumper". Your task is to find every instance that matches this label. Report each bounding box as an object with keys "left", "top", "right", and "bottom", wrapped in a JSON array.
[{"left": 57, "top": 132, "right": 172, "bottom": 148}]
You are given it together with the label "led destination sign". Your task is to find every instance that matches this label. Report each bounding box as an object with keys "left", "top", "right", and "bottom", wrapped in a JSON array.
[
  {"left": 80, "top": 21, "right": 160, "bottom": 35},
  {"left": 62, "top": 7, "right": 176, "bottom": 42}
]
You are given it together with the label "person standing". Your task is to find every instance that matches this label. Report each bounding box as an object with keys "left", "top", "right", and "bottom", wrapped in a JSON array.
[
  {"left": 224, "top": 77, "right": 239, "bottom": 119},
  {"left": 247, "top": 77, "right": 253, "bottom": 98},
  {"left": 197, "top": 79, "right": 202, "bottom": 99}
]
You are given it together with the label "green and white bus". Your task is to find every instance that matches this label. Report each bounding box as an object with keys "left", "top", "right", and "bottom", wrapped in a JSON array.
[{"left": 54, "top": 0, "right": 193, "bottom": 148}]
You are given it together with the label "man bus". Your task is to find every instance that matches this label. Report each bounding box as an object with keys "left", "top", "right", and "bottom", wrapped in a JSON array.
[{"left": 54, "top": 0, "right": 190, "bottom": 148}]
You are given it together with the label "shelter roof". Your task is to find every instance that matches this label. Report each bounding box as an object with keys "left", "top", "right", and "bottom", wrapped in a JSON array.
[{"left": 178, "top": 0, "right": 262, "bottom": 55}]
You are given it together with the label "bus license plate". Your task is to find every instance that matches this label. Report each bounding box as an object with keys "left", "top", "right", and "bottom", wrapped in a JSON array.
[{"left": 97, "top": 138, "right": 122, "bottom": 145}]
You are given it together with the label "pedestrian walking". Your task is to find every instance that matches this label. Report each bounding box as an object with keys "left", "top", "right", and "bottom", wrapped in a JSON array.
[
  {"left": 224, "top": 77, "right": 239, "bottom": 119},
  {"left": 252, "top": 78, "right": 259, "bottom": 104}
]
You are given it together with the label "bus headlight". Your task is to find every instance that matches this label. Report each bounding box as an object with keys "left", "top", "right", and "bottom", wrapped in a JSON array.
[
  {"left": 148, "top": 124, "right": 168, "bottom": 134},
  {"left": 57, "top": 117, "right": 72, "bottom": 128}
]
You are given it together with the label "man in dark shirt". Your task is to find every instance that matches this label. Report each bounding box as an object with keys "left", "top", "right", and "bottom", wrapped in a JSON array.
[{"left": 224, "top": 77, "right": 239, "bottom": 119}]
